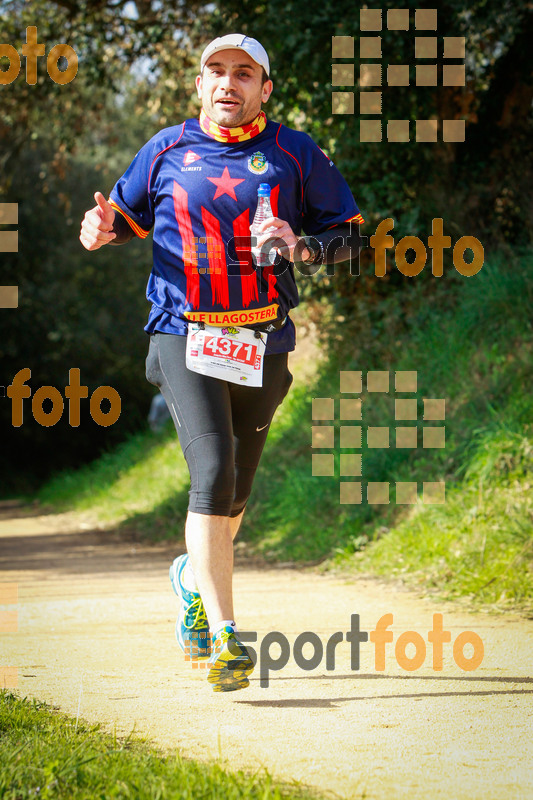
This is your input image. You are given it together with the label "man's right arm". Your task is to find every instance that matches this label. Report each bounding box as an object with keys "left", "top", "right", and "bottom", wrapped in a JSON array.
[
  {"left": 81, "top": 131, "right": 158, "bottom": 251},
  {"left": 80, "top": 192, "right": 137, "bottom": 249},
  {"left": 109, "top": 211, "right": 135, "bottom": 245}
]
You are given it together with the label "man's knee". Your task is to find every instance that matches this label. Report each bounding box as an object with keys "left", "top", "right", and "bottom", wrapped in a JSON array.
[
  {"left": 230, "top": 464, "right": 256, "bottom": 517},
  {"left": 186, "top": 434, "right": 235, "bottom": 516}
]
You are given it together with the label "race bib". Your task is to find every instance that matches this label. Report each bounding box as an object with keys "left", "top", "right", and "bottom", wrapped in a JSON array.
[{"left": 186, "top": 323, "right": 267, "bottom": 387}]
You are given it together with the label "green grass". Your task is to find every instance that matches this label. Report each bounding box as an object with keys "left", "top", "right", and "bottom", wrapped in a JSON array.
[
  {"left": 35, "top": 248, "right": 533, "bottom": 610},
  {"left": 347, "top": 431, "right": 533, "bottom": 610},
  {"left": 0, "top": 692, "right": 327, "bottom": 800},
  {"left": 33, "top": 424, "right": 186, "bottom": 521},
  {"left": 36, "top": 424, "right": 191, "bottom": 538}
]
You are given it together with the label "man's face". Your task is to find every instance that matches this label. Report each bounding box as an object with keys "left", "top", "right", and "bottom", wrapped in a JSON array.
[{"left": 196, "top": 49, "right": 273, "bottom": 127}]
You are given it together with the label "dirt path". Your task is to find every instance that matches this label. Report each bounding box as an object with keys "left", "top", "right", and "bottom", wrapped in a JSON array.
[{"left": 1, "top": 503, "right": 532, "bottom": 800}]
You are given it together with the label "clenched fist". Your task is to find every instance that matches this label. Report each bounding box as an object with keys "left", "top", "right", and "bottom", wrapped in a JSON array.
[{"left": 79, "top": 192, "right": 116, "bottom": 251}]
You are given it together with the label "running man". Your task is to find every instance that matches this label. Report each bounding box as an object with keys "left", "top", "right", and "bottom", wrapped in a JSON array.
[{"left": 80, "top": 33, "right": 363, "bottom": 692}]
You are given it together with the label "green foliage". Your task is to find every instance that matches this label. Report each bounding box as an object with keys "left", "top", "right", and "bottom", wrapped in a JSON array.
[
  {"left": 39, "top": 419, "right": 190, "bottom": 538},
  {"left": 356, "top": 455, "right": 533, "bottom": 610},
  {"left": 0, "top": 692, "right": 323, "bottom": 799}
]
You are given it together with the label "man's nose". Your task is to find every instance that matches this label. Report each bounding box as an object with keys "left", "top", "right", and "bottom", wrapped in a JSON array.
[{"left": 218, "top": 73, "right": 237, "bottom": 91}]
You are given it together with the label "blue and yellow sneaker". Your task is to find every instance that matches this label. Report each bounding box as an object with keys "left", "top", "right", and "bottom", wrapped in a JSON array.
[
  {"left": 169, "top": 554, "right": 211, "bottom": 661},
  {"left": 207, "top": 626, "right": 255, "bottom": 692}
]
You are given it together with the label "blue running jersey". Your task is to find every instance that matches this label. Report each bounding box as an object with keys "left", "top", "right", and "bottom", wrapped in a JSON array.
[{"left": 109, "top": 114, "right": 363, "bottom": 353}]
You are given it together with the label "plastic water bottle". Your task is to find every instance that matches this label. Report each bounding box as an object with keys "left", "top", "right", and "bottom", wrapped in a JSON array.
[{"left": 251, "top": 183, "right": 276, "bottom": 266}]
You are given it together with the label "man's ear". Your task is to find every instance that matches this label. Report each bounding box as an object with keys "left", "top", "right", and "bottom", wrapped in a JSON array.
[
  {"left": 195, "top": 74, "right": 202, "bottom": 99},
  {"left": 262, "top": 79, "right": 273, "bottom": 104}
]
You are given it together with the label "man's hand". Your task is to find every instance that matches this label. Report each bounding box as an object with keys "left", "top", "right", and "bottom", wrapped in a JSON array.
[
  {"left": 253, "top": 217, "right": 312, "bottom": 263},
  {"left": 79, "top": 192, "right": 116, "bottom": 251}
]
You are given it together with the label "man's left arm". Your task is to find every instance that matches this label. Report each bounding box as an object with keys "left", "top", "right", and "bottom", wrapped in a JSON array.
[
  {"left": 255, "top": 131, "right": 364, "bottom": 267},
  {"left": 298, "top": 222, "right": 362, "bottom": 267},
  {"left": 254, "top": 219, "right": 362, "bottom": 268}
]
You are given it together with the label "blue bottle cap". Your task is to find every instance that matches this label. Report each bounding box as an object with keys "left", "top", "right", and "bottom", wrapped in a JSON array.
[{"left": 257, "top": 183, "right": 271, "bottom": 197}]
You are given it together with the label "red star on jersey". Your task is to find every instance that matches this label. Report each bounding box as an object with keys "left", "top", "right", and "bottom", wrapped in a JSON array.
[{"left": 207, "top": 166, "right": 245, "bottom": 201}]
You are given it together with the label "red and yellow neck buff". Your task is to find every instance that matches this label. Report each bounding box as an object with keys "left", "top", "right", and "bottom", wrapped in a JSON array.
[{"left": 199, "top": 109, "right": 267, "bottom": 143}]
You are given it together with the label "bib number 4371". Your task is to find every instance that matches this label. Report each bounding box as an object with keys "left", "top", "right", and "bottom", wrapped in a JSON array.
[{"left": 203, "top": 335, "right": 257, "bottom": 365}]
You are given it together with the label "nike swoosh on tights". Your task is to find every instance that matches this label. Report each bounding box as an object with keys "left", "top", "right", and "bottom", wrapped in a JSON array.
[{"left": 256, "top": 423, "right": 269, "bottom": 432}]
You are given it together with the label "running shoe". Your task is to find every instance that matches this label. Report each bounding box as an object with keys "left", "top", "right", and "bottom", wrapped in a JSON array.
[
  {"left": 169, "top": 554, "right": 211, "bottom": 660},
  {"left": 207, "top": 626, "right": 255, "bottom": 692}
]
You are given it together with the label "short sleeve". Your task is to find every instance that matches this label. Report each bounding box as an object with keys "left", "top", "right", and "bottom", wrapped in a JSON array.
[
  {"left": 109, "top": 139, "right": 157, "bottom": 239},
  {"left": 300, "top": 135, "right": 364, "bottom": 236}
]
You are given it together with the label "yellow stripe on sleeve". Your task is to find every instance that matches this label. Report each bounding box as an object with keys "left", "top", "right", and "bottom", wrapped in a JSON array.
[{"left": 109, "top": 200, "right": 150, "bottom": 239}]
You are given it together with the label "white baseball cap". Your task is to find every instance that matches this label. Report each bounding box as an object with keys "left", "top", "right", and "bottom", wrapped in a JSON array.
[{"left": 200, "top": 34, "right": 270, "bottom": 76}]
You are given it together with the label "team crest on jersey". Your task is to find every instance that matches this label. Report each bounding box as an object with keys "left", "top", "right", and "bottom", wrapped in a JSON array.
[{"left": 248, "top": 151, "right": 268, "bottom": 174}]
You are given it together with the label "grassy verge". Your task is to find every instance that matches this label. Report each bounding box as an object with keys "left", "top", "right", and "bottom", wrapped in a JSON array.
[
  {"left": 35, "top": 424, "right": 191, "bottom": 539},
  {"left": 36, "top": 249, "right": 533, "bottom": 611},
  {"left": 346, "top": 435, "right": 533, "bottom": 611},
  {"left": 0, "top": 692, "right": 325, "bottom": 800}
]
